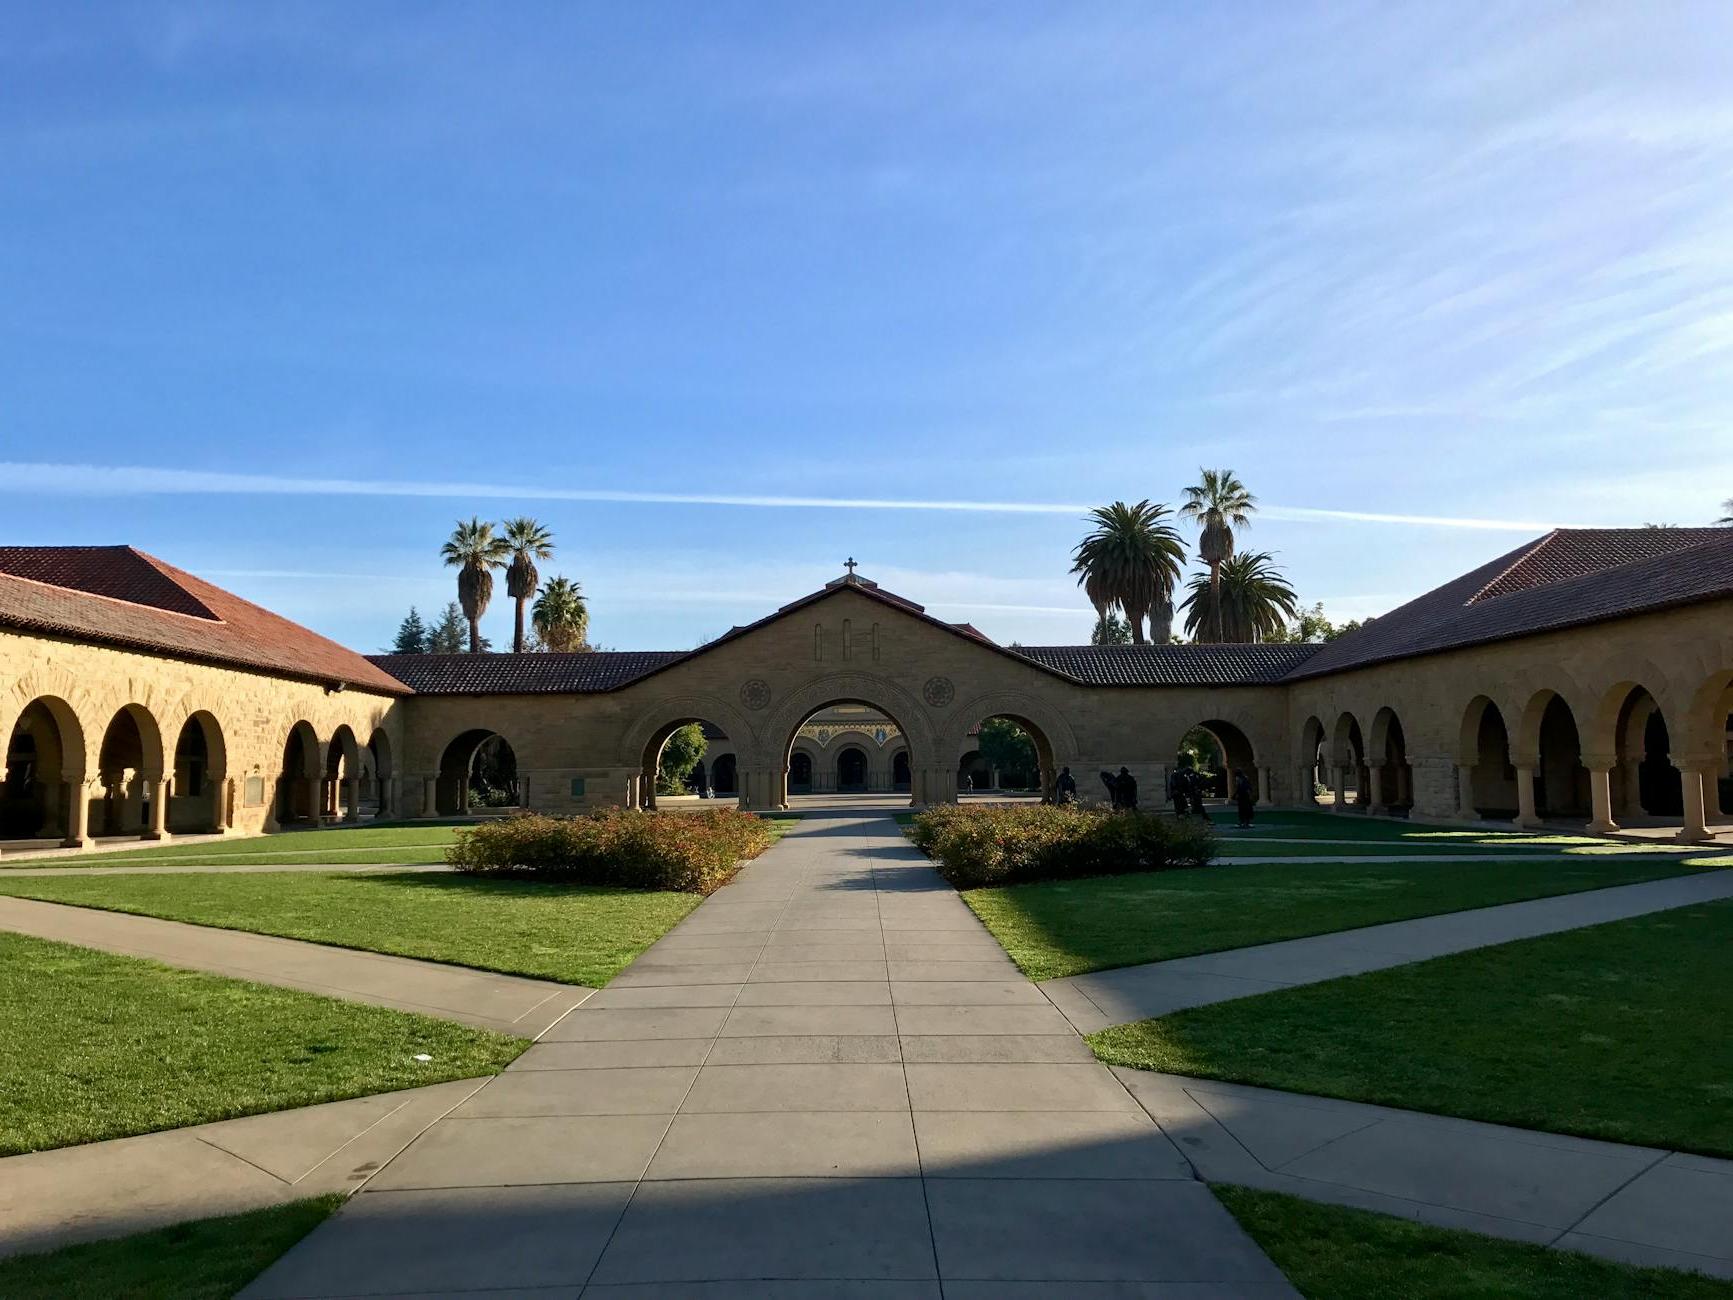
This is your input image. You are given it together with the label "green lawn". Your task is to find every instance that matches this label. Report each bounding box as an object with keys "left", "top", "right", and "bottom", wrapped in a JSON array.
[
  {"left": 0, "top": 1196, "right": 344, "bottom": 1300},
  {"left": 0, "top": 871, "right": 702, "bottom": 987},
  {"left": 0, "top": 932, "right": 524, "bottom": 1154},
  {"left": 1093, "top": 900, "right": 1733, "bottom": 1157},
  {"left": 1215, "top": 1185, "right": 1733, "bottom": 1300},
  {"left": 961, "top": 855, "right": 1705, "bottom": 980},
  {"left": 23, "top": 823, "right": 466, "bottom": 868}
]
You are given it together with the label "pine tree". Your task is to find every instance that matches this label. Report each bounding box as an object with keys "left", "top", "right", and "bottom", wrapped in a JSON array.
[
  {"left": 429, "top": 602, "right": 469, "bottom": 654},
  {"left": 390, "top": 607, "right": 429, "bottom": 654}
]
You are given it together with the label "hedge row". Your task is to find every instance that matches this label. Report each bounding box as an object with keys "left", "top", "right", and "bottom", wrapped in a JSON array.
[
  {"left": 909, "top": 804, "right": 1216, "bottom": 888},
  {"left": 446, "top": 808, "right": 776, "bottom": 894}
]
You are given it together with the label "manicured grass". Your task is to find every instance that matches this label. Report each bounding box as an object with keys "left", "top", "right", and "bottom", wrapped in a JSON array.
[
  {"left": 0, "top": 932, "right": 524, "bottom": 1154},
  {"left": 0, "top": 871, "right": 701, "bottom": 986},
  {"left": 1093, "top": 900, "right": 1733, "bottom": 1157},
  {"left": 1215, "top": 1185, "right": 1733, "bottom": 1299},
  {"left": 0, "top": 1195, "right": 344, "bottom": 1300},
  {"left": 27, "top": 824, "right": 466, "bottom": 868},
  {"left": 961, "top": 854, "right": 1702, "bottom": 980}
]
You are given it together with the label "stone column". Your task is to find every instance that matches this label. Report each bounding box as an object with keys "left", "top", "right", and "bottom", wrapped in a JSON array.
[
  {"left": 384, "top": 776, "right": 401, "bottom": 820},
  {"left": 1332, "top": 766, "right": 1348, "bottom": 811},
  {"left": 1678, "top": 766, "right": 1713, "bottom": 844},
  {"left": 343, "top": 777, "right": 362, "bottom": 823},
  {"left": 1457, "top": 765, "right": 1476, "bottom": 819},
  {"left": 145, "top": 778, "right": 169, "bottom": 840},
  {"left": 303, "top": 776, "right": 322, "bottom": 825},
  {"left": 1258, "top": 766, "right": 1272, "bottom": 805},
  {"left": 61, "top": 780, "right": 91, "bottom": 848},
  {"left": 1515, "top": 765, "right": 1541, "bottom": 829},
  {"left": 1366, "top": 767, "right": 1385, "bottom": 815},
  {"left": 421, "top": 775, "right": 438, "bottom": 817},
  {"left": 1621, "top": 759, "right": 1643, "bottom": 818},
  {"left": 222, "top": 777, "right": 236, "bottom": 831},
  {"left": 1587, "top": 766, "right": 1618, "bottom": 834},
  {"left": 1299, "top": 765, "right": 1314, "bottom": 806}
]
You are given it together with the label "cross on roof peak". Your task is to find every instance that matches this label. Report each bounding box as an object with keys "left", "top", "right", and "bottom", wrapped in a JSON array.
[{"left": 844, "top": 557, "right": 858, "bottom": 577}]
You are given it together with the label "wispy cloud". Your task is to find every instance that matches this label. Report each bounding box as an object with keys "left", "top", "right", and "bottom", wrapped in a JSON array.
[{"left": 0, "top": 462, "right": 1565, "bottom": 532}]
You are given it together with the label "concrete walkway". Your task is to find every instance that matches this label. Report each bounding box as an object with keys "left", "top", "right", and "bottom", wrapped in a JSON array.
[
  {"left": 0, "top": 1079, "right": 489, "bottom": 1259},
  {"left": 0, "top": 895, "right": 591, "bottom": 1036},
  {"left": 1043, "top": 870, "right": 1733, "bottom": 1033},
  {"left": 243, "top": 811, "right": 1296, "bottom": 1298},
  {"left": 1115, "top": 1069, "right": 1733, "bottom": 1280}
]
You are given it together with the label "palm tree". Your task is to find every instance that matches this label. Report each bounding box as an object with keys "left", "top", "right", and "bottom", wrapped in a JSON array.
[
  {"left": 1180, "top": 551, "right": 1299, "bottom": 643},
  {"left": 1180, "top": 469, "right": 1257, "bottom": 644},
  {"left": 1070, "top": 501, "right": 1187, "bottom": 644},
  {"left": 440, "top": 517, "right": 510, "bottom": 653},
  {"left": 532, "top": 576, "right": 590, "bottom": 652},
  {"left": 1718, "top": 497, "right": 1733, "bottom": 524},
  {"left": 501, "top": 517, "right": 556, "bottom": 653}
]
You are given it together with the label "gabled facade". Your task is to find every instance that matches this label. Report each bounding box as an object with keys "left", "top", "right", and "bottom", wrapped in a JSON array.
[{"left": 3, "top": 530, "right": 1731, "bottom": 849}]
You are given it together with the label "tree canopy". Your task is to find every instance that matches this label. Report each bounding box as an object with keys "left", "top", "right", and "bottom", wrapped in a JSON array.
[
  {"left": 1180, "top": 550, "right": 1299, "bottom": 643},
  {"left": 390, "top": 607, "right": 428, "bottom": 654},
  {"left": 657, "top": 723, "right": 707, "bottom": 793}
]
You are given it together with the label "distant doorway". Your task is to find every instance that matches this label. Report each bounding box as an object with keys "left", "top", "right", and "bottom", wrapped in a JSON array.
[{"left": 837, "top": 746, "right": 868, "bottom": 793}]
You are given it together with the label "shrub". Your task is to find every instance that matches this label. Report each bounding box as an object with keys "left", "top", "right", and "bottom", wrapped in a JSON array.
[
  {"left": 447, "top": 807, "right": 776, "bottom": 894},
  {"left": 910, "top": 804, "right": 1216, "bottom": 888}
]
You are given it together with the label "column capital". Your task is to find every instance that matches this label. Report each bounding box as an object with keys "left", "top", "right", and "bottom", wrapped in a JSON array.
[{"left": 1580, "top": 752, "right": 1618, "bottom": 772}]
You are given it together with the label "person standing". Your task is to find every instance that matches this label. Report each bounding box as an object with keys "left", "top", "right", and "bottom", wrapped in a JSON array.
[
  {"left": 1234, "top": 770, "right": 1255, "bottom": 828},
  {"left": 1168, "top": 766, "right": 1189, "bottom": 817},
  {"left": 1055, "top": 766, "right": 1078, "bottom": 805}
]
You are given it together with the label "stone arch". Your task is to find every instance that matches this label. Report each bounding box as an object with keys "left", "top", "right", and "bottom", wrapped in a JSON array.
[
  {"left": 276, "top": 720, "right": 323, "bottom": 826},
  {"left": 1182, "top": 718, "right": 1260, "bottom": 803},
  {"left": 620, "top": 694, "right": 758, "bottom": 772},
  {"left": 170, "top": 710, "right": 228, "bottom": 833},
  {"left": 1367, "top": 706, "right": 1413, "bottom": 813},
  {"left": 1460, "top": 695, "right": 1516, "bottom": 819},
  {"left": 1587, "top": 665, "right": 1679, "bottom": 761},
  {"left": 1330, "top": 711, "right": 1371, "bottom": 810},
  {"left": 1298, "top": 715, "right": 1328, "bottom": 804},
  {"left": 765, "top": 672, "right": 939, "bottom": 808},
  {"left": 2, "top": 695, "right": 87, "bottom": 841},
  {"left": 324, "top": 725, "right": 363, "bottom": 821},
  {"left": 835, "top": 743, "right": 869, "bottom": 793},
  {"left": 368, "top": 728, "right": 395, "bottom": 818},
  {"left": 437, "top": 728, "right": 520, "bottom": 815},
  {"left": 92, "top": 703, "right": 167, "bottom": 838},
  {"left": 1522, "top": 690, "right": 1589, "bottom": 820},
  {"left": 943, "top": 689, "right": 1078, "bottom": 804}
]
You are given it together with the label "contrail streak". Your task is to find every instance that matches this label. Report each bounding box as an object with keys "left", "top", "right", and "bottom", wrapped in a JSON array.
[{"left": 0, "top": 462, "right": 1563, "bottom": 531}]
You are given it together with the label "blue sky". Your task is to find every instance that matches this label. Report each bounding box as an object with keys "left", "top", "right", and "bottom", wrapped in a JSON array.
[{"left": 4, "top": 3, "right": 1732, "bottom": 652}]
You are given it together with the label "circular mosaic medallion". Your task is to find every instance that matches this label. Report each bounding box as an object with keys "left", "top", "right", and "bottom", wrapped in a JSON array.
[
  {"left": 739, "top": 678, "right": 772, "bottom": 710},
  {"left": 922, "top": 675, "right": 955, "bottom": 708}
]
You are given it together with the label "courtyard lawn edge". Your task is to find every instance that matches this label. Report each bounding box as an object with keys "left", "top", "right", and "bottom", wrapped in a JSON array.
[
  {"left": 0, "top": 870, "right": 702, "bottom": 988},
  {"left": 1090, "top": 899, "right": 1733, "bottom": 1159},
  {"left": 958, "top": 852, "right": 1708, "bottom": 981},
  {"left": 0, "top": 931, "right": 525, "bottom": 1155},
  {"left": 1212, "top": 1185, "right": 1733, "bottom": 1300},
  {"left": 0, "top": 1195, "right": 347, "bottom": 1300}
]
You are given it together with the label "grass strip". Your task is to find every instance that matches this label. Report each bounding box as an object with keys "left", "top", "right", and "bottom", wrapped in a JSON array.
[
  {"left": 1214, "top": 1185, "right": 1732, "bottom": 1299},
  {"left": 0, "top": 1195, "right": 345, "bottom": 1300},
  {"left": 0, "top": 870, "right": 701, "bottom": 987},
  {"left": 0, "top": 932, "right": 523, "bottom": 1154},
  {"left": 1094, "top": 900, "right": 1733, "bottom": 1158}
]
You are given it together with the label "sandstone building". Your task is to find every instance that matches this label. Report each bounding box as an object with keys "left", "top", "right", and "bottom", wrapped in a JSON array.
[{"left": 3, "top": 528, "right": 1731, "bottom": 850}]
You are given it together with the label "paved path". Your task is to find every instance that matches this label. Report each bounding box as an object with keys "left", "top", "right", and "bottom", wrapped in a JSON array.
[
  {"left": 243, "top": 811, "right": 1295, "bottom": 1298},
  {"left": 0, "top": 1079, "right": 489, "bottom": 1259},
  {"left": 1042, "top": 870, "right": 1733, "bottom": 1033},
  {"left": 1115, "top": 1069, "right": 1733, "bottom": 1280},
  {"left": 0, "top": 896, "right": 591, "bottom": 1036}
]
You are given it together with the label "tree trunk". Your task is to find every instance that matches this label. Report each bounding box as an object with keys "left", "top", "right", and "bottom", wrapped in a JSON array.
[
  {"left": 513, "top": 598, "right": 527, "bottom": 654},
  {"left": 1125, "top": 602, "right": 1149, "bottom": 645},
  {"left": 468, "top": 617, "right": 481, "bottom": 654},
  {"left": 1210, "top": 560, "right": 1223, "bottom": 644}
]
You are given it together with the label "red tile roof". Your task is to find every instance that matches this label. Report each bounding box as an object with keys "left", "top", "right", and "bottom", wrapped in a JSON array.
[
  {"left": 0, "top": 546, "right": 409, "bottom": 694},
  {"left": 1287, "top": 528, "right": 1733, "bottom": 680},
  {"left": 371, "top": 651, "right": 687, "bottom": 695},
  {"left": 1011, "top": 643, "right": 1321, "bottom": 686}
]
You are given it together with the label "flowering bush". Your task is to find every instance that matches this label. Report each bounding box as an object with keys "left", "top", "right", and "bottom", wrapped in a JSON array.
[
  {"left": 447, "top": 807, "right": 776, "bottom": 894},
  {"left": 909, "top": 804, "right": 1216, "bottom": 888}
]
